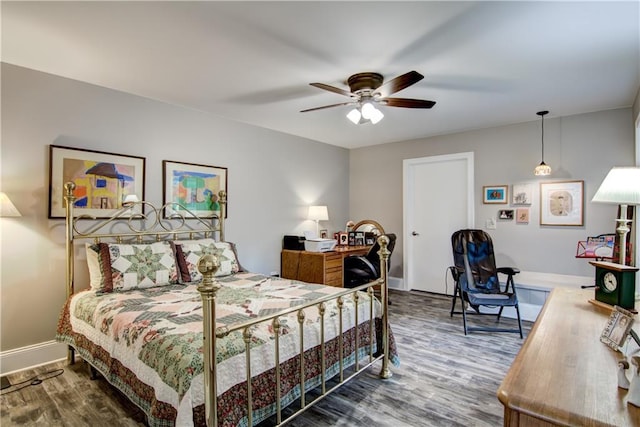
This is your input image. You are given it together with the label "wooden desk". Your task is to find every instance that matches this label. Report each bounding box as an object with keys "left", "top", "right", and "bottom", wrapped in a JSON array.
[
  {"left": 281, "top": 246, "right": 370, "bottom": 287},
  {"left": 497, "top": 288, "right": 640, "bottom": 426}
]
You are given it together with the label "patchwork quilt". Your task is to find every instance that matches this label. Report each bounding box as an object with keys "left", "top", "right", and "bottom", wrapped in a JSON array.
[{"left": 56, "top": 273, "right": 398, "bottom": 427}]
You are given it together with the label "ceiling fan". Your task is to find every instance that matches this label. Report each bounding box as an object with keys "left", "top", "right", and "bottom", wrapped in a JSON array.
[{"left": 301, "top": 70, "right": 436, "bottom": 124}]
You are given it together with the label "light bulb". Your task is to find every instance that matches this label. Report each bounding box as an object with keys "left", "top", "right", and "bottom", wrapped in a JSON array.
[
  {"left": 346, "top": 108, "right": 361, "bottom": 124},
  {"left": 361, "top": 102, "right": 376, "bottom": 120},
  {"left": 369, "top": 108, "right": 384, "bottom": 124}
]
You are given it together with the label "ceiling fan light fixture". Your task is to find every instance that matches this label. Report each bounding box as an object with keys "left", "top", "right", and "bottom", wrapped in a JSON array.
[
  {"left": 533, "top": 110, "right": 551, "bottom": 176},
  {"left": 369, "top": 107, "right": 384, "bottom": 124},
  {"left": 346, "top": 108, "right": 361, "bottom": 124},
  {"left": 361, "top": 102, "right": 376, "bottom": 120}
]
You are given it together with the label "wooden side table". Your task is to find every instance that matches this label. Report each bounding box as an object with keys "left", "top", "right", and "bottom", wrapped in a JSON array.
[{"left": 281, "top": 246, "right": 370, "bottom": 287}]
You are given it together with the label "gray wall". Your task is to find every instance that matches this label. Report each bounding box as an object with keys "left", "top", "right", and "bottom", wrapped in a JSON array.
[
  {"left": 0, "top": 64, "right": 350, "bottom": 351},
  {"left": 350, "top": 108, "right": 635, "bottom": 278}
]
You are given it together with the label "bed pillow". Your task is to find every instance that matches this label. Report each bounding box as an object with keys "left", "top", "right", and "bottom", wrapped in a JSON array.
[
  {"left": 172, "top": 238, "right": 240, "bottom": 282},
  {"left": 86, "top": 241, "right": 180, "bottom": 292}
]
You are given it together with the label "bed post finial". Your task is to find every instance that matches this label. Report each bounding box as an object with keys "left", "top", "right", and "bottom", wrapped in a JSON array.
[
  {"left": 377, "top": 235, "right": 392, "bottom": 379},
  {"left": 197, "top": 254, "right": 222, "bottom": 427}
]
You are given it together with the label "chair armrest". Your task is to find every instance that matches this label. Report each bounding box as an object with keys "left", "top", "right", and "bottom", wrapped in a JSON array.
[{"left": 496, "top": 267, "right": 520, "bottom": 276}]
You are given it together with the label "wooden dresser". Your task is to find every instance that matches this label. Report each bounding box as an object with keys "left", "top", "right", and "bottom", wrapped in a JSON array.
[
  {"left": 281, "top": 246, "right": 370, "bottom": 287},
  {"left": 497, "top": 287, "right": 640, "bottom": 426}
]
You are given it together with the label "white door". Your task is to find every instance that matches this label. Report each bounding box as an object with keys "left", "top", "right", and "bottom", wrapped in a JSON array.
[{"left": 403, "top": 152, "right": 474, "bottom": 293}]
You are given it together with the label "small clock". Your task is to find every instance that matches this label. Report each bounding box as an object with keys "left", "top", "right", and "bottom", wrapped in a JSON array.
[
  {"left": 602, "top": 272, "right": 618, "bottom": 292},
  {"left": 590, "top": 261, "right": 638, "bottom": 310}
]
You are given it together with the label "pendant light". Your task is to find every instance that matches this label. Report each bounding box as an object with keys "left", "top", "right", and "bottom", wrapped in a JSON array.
[{"left": 534, "top": 110, "right": 551, "bottom": 176}]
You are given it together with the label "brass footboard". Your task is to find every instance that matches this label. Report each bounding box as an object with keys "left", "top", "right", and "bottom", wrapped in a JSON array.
[{"left": 197, "top": 235, "right": 392, "bottom": 427}]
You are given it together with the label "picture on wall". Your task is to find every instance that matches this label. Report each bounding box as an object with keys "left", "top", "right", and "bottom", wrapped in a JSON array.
[
  {"left": 540, "top": 180, "right": 584, "bottom": 226},
  {"left": 512, "top": 183, "right": 533, "bottom": 205},
  {"left": 163, "top": 160, "right": 228, "bottom": 218},
  {"left": 498, "top": 209, "right": 514, "bottom": 220},
  {"left": 48, "top": 145, "right": 146, "bottom": 219},
  {"left": 483, "top": 185, "right": 508, "bottom": 204},
  {"left": 516, "top": 208, "right": 530, "bottom": 224}
]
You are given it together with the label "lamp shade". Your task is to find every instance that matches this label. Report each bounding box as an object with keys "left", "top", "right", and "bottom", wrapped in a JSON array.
[
  {"left": 592, "top": 167, "right": 640, "bottom": 205},
  {"left": 308, "top": 205, "right": 329, "bottom": 221},
  {"left": 0, "top": 192, "right": 21, "bottom": 217}
]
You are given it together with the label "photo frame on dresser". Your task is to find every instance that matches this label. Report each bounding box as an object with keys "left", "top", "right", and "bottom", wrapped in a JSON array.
[
  {"left": 600, "top": 305, "right": 635, "bottom": 351},
  {"left": 163, "top": 160, "right": 228, "bottom": 219},
  {"left": 48, "top": 145, "right": 146, "bottom": 219}
]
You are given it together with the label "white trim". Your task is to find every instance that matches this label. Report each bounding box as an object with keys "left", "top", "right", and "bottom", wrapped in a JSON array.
[
  {"left": 514, "top": 270, "right": 592, "bottom": 290},
  {"left": 0, "top": 340, "right": 67, "bottom": 375}
]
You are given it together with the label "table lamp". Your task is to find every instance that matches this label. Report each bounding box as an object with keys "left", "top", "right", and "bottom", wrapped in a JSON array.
[
  {"left": 592, "top": 167, "right": 640, "bottom": 265},
  {"left": 308, "top": 205, "right": 328, "bottom": 237},
  {"left": 0, "top": 192, "right": 21, "bottom": 217}
]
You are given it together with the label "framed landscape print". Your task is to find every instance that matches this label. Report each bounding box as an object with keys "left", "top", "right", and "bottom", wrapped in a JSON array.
[
  {"left": 163, "top": 160, "right": 228, "bottom": 219},
  {"left": 48, "top": 145, "right": 146, "bottom": 219},
  {"left": 540, "top": 180, "right": 584, "bottom": 226},
  {"left": 483, "top": 185, "right": 508, "bottom": 204}
]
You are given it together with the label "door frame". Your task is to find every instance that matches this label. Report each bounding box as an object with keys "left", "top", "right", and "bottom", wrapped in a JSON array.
[{"left": 402, "top": 152, "right": 475, "bottom": 291}]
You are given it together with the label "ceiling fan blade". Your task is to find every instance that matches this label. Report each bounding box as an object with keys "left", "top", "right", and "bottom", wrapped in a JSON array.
[
  {"left": 375, "top": 71, "right": 424, "bottom": 98},
  {"left": 309, "top": 82, "right": 355, "bottom": 98},
  {"left": 380, "top": 98, "right": 436, "bottom": 109},
  {"left": 300, "top": 101, "right": 356, "bottom": 113}
]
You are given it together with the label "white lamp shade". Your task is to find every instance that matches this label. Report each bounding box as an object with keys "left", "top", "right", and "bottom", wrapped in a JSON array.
[
  {"left": 0, "top": 192, "right": 21, "bottom": 217},
  {"left": 123, "top": 194, "right": 140, "bottom": 204},
  {"left": 346, "top": 108, "right": 361, "bottom": 124},
  {"left": 308, "top": 205, "right": 329, "bottom": 221},
  {"left": 592, "top": 167, "right": 640, "bottom": 205}
]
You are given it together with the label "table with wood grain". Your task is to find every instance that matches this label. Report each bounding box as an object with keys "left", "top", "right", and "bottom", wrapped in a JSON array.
[{"left": 497, "top": 287, "right": 640, "bottom": 426}]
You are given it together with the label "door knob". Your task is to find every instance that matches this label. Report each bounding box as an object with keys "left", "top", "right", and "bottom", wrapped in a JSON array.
[{"left": 411, "top": 231, "right": 420, "bottom": 236}]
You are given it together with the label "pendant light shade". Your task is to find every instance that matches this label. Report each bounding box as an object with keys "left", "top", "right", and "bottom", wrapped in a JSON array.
[{"left": 534, "top": 110, "right": 551, "bottom": 176}]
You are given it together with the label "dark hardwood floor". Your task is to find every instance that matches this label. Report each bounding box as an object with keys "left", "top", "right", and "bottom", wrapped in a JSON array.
[{"left": 1, "top": 290, "right": 531, "bottom": 426}]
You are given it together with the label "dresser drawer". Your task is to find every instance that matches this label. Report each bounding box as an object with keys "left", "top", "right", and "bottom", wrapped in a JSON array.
[
  {"left": 325, "top": 254, "right": 342, "bottom": 269},
  {"left": 325, "top": 271, "right": 343, "bottom": 287}
]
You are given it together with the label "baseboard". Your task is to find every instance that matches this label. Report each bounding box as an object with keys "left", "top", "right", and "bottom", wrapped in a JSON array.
[
  {"left": 0, "top": 340, "right": 67, "bottom": 375},
  {"left": 388, "top": 276, "right": 403, "bottom": 290}
]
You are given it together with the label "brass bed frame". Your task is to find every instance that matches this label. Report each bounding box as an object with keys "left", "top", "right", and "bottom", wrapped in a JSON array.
[{"left": 62, "top": 182, "right": 392, "bottom": 426}]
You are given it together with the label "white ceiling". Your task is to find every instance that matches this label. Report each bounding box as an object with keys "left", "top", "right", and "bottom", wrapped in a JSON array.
[{"left": 2, "top": 1, "right": 639, "bottom": 149}]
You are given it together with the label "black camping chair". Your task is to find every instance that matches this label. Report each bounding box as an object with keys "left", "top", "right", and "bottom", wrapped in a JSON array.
[
  {"left": 344, "top": 234, "right": 396, "bottom": 288},
  {"left": 450, "top": 229, "right": 523, "bottom": 338}
]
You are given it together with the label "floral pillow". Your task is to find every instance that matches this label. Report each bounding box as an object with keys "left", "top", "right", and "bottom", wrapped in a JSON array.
[
  {"left": 86, "top": 241, "right": 180, "bottom": 292},
  {"left": 172, "top": 238, "right": 240, "bottom": 282}
]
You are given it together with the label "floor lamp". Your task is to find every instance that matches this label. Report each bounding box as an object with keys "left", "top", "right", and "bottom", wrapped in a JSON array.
[{"left": 592, "top": 167, "right": 640, "bottom": 265}]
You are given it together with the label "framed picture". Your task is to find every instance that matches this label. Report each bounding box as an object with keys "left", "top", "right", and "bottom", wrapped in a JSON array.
[
  {"left": 320, "top": 229, "right": 328, "bottom": 239},
  {"left": 512, "top": 183, "right": 533, "bottom": 205},
  {"left": 600, "top": 305, "right": 635, "bottom": 351},
  {"left": 338, "top": 232, "right": 348, "bottom": 246},
  {"left": 498, "top": 209, "right": 514, "bottom": 220},
  {"left": 163, "top": 160, "right": 228, "bottom": 219},
  {"left": 516, "top": 208, "right": 529, "bottom": 224},
  {"left": 48, "top": 145, "right": 146, "bottom": 219},
  {"left": 540, "top": 180, "right": 584, "bottom": 226},
  {"left": 483, "top": 185, "right": 508, "bottom": 204}
]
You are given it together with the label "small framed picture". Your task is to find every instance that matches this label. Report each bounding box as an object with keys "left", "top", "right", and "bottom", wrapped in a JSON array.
[
  {"left": 355, "top": 231, "right": 365, "bottom": 246},
  {"left": 483, "top": 185, "right": 508, "bottom": 204},
  {"left": 365, "top": 232, "right": 376, "bottom": 245},
  {"left": 338, "top": 232, "right": 348, "bottom": 246},
  {"left": 320, "top": 229, "right": 328, "bottom": 239},
  {"left": 601, "top": 305, "right": 635, "bottom": 351},
  {"left": 512, "top": 183, "right": 533, "bottom": 205},
  {"left": 516, "top": 208, "right": 529, "bottom": 224},
  {"left": 498, "top": 209, "right": 514, "bottom": 220}
]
